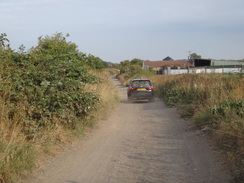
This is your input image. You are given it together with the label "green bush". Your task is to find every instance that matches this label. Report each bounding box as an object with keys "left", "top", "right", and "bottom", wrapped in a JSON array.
[
  {"left": 0, "top": 33, "right": 109, "bottom": 182},
  {"left": 211, "top": 100, "right": 244, "bottom": 118},
  {"left": 0, "top": 33, "right": 101, "bottom": 138},
  {"left": 124, "top": 64, "right": 155, "bottom": 79}
]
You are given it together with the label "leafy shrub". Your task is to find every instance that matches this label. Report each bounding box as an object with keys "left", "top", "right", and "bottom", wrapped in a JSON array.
[
  {"left": 0, "top": 33, "right": 116, "bottom": 182},
  {"left": 124, "top": 65, "right": 155, "bottom": 80},
  {"left": 211, "top": 100, "right": 244, "bottom": 118},
  {"left": 0, "top": 33, "right": 100, "bottom": 138},
  {"left": 85, "top": 54, "right": 107, "bottom": 69}
]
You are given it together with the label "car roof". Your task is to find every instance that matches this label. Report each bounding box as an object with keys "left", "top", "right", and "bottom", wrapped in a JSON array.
[{"left": 131, "top": 79, "right": 150, "bottom": 81}]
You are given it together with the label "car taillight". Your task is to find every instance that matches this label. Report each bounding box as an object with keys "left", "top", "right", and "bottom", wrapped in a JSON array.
[
  {"left": 146, "top": 87, "right": 154, "bottom": 90},
  {"left": 129, "top": 87, "right": 137, "bottom": 91}
]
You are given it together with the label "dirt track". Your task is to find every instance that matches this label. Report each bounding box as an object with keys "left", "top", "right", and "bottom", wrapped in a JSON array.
[{"left": 26, "top": 76, "right": 229, "bottom": 183}]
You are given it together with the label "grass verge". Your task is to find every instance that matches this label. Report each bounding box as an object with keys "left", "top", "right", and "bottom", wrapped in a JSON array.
[{"left": 153, "top": 73, "right": 243, "bottom": 183}]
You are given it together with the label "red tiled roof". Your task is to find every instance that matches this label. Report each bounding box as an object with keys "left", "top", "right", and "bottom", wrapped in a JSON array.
[{"left": 143, "top": 60, "right": 194, "bottom": 68}]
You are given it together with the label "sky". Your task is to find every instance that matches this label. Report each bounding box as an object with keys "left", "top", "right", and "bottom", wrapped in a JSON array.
[{"left": 1, "top": 0, "right": 244, "bottom": 63}]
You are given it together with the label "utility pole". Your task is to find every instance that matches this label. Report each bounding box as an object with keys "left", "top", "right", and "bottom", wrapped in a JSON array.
[{"left": 188, "top": 51, "right": 191, "bottom": 60}]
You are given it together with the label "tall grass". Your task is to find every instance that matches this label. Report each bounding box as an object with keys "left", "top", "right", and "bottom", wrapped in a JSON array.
[
  {"left": 149, "top": 73, "right": 243, "bottom": 183},
  {"left": 0, "top": 99, "right": 36, "bottom": 182},
  {"left": 84, "top": 69, "right": 120, "bottom": 123}
]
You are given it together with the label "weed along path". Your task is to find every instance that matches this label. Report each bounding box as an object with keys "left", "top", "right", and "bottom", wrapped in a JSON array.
[{"left": 26, "top": 76, "right": 229, "bottom": 183}]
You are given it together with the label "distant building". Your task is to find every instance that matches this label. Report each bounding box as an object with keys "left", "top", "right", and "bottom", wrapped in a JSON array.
[
  {"left": 143, "top": 60, "right": 194, "bottom": 74},
  {"left": 211, "top": 60, "right": 244, "bottom": 66},
  {"left": 192, "top": 59, "right": 211, "bottom": 67},
  {"left": 143, "top": 59, "right": 244, "bottom": 75}
]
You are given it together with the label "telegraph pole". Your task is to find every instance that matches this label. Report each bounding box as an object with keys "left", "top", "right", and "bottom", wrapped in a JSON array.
[{"left": 188, "top": 51, "right": 191, "bottom": 60}]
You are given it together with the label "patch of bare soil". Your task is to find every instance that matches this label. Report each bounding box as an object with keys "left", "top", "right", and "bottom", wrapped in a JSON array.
[{"left": 26, "top": 76, "right": 229, "bottom": 183}]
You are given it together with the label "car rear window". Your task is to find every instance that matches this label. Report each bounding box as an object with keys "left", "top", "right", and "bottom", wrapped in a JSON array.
[{"left": 132, "top": 80, "right": 151, "bottom": 87}]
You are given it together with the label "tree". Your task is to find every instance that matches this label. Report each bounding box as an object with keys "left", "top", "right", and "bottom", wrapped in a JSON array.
[
  {"left": 163, "top": 56, "right": 173, "bottom": 61},
  {"left": 86, "top": 54, "right": 107, "bottom": 69},
  {"left": 29, "top": 32, "right": 97, "bottom": 84},
  {"left": 120, "top": 58, "right": 144, "bottom": 73},
  {"left": 190, "top": 53, "right": 201, "bottom": 59},
  {"left": 130, "top": 58, "right": 143, "bottom": 66},
  {"left": 119, "top": 60, "right": 130, "bottom": 73},
  {"left": 0, "top": 33, "right": 9, "bottom": 48},
  {"left": 30, "top": 32, "right": 78, "bottom": 57}
]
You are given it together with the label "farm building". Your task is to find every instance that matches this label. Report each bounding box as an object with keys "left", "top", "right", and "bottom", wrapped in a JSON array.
[
  {"left": 143, "top": 60, "right": 194, "bottom": 74},
  {"left": 211, "top": 60, "right": 244, "bottom": 66},
  {"left": 143, "top": 59, "right": 243, "bottom": 75}
]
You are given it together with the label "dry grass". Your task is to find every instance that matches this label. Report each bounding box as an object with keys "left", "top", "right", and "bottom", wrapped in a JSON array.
[
  {"left": 84, "top": 69, "right": 120, "bottom": 121},
  {"left": 117, "top": 73, "right": 128, "bottom": 86},
  {"left": 0, "top": 102, "right": 36, "bottom": 182},
  {"left": 149, "top": 73, "right": 244, "bottom": 182}
]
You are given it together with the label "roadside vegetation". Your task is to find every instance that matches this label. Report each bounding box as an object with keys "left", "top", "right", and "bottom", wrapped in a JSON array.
[
  {"left": 152, "top": 74, "right": 243, "bottom": 183},
  {"left": 0, "top": 33, "right": 119, "bottom": 183},
  {"left": 118, "top": 58, "right": 155, "bottom": 83},
  {"left": 119, "top": 63, "right": 243, "bottom": 183}
]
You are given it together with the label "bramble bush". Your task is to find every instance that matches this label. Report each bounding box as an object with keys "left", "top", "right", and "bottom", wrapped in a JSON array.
[
  {"left": 1, "top": 33, "right": 100, "bottom": 138},
  {"left": 0, "top": 32, "right": 112, "bottom": 182}
]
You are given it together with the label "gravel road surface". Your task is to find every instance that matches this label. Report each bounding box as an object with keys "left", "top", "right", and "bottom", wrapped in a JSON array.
[{"left": 26, "top": 76, "right": 229, "bottom": 183}]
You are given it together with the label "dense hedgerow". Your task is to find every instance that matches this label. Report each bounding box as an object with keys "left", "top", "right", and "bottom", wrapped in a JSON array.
[
  {"left": 0, "top": 33, "right": 116, "bottom": 182},
  {"left": 1, "top": 33, "right": 100, "bottom": 137}
]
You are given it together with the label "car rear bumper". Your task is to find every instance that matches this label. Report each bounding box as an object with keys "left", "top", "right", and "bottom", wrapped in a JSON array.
[{"left": 128, "top": 91, "right": 154, "bottom": 100}]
